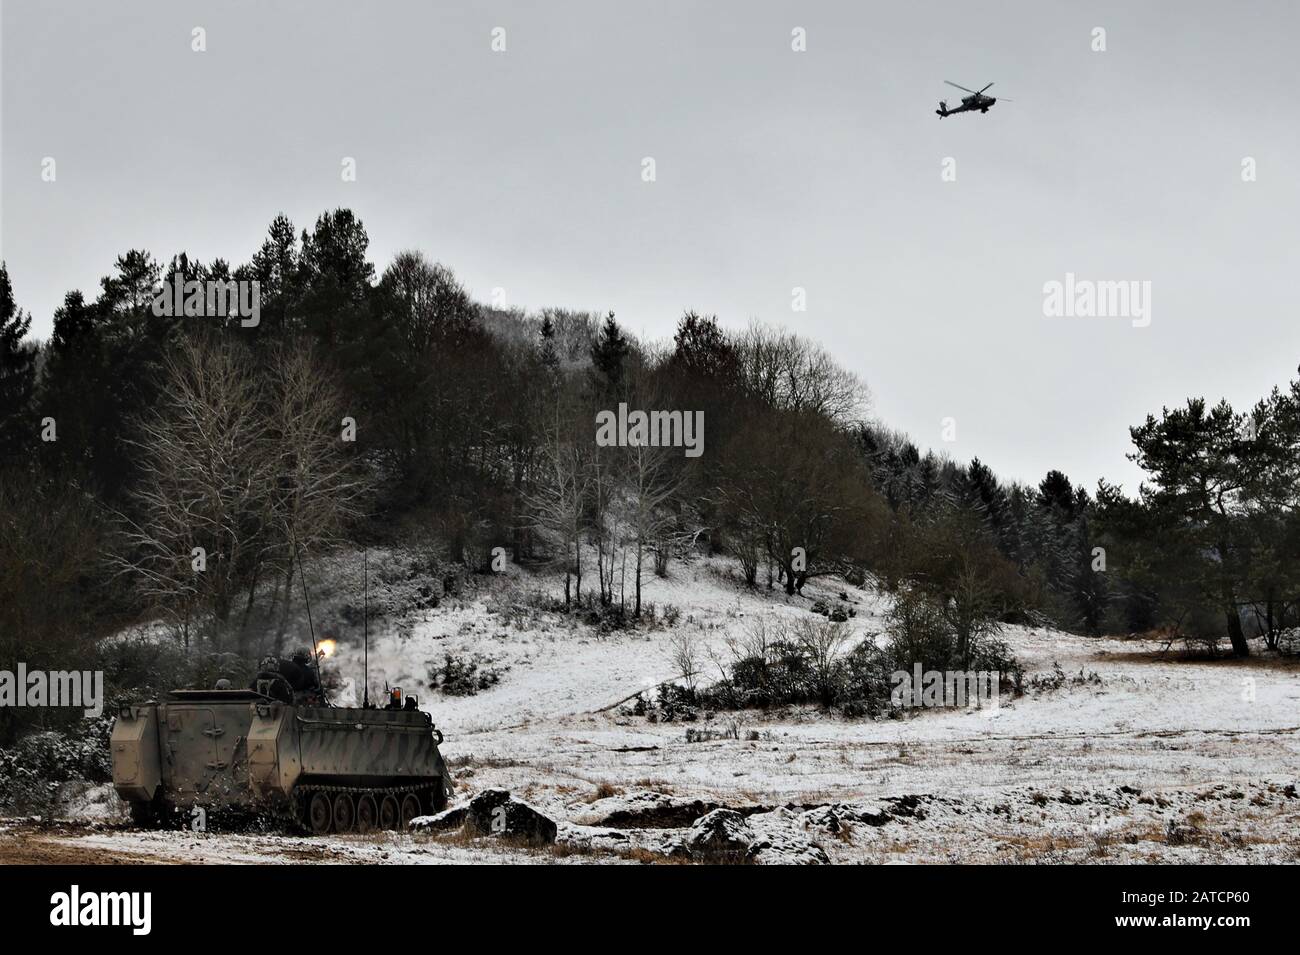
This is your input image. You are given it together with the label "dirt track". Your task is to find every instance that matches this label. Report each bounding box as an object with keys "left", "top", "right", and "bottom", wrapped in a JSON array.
[{"left": 0, "top": 828, "right": 181, "bottom": 865}]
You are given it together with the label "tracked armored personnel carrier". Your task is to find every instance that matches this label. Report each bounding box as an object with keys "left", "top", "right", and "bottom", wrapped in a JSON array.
[{"left": 111, "top": 680, "right": 452, "bottom": 833}]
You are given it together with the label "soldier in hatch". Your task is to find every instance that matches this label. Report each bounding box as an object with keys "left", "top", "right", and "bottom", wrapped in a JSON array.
[{"left": 251, "top": 647, "right": 323, "bottom": 704}]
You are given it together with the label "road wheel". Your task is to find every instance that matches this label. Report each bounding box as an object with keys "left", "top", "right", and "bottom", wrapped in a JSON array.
[
  {"left": 400, "top": 793, "right": 422, "bottom": 829},
  {"left": 308, "top": 792, "right": 332, "bottom": 834},
  {"left": 332, "top": 793, "right": 356, "bottom": 833},
  {"left": 356, "top": 793, "right": 378, "bottom": 833},
  {"left": 379, "top": 794, "right": 400, "bottom": 830}
]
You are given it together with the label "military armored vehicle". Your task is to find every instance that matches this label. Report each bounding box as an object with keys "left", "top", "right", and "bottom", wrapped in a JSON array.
[
  {"left": 114, "top": 549, "right": 451, "bottom": 833},
  {"left": 111, "top": 666, "right": 453, "bottom": 833}
]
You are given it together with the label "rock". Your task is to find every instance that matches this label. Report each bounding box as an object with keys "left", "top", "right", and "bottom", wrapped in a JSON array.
[
  {"left": 62, "top": 782, "right": 130, "bottom": 826},
  {"left": 465, "top": 788, "right": 558, "bottom": 844},
  {"left": 683, "top": 809, "right": 753, "bottom": 857},
  {"left": 595, "top": 792, "right": 726, "bottom": 828},
  {"left": 800, "top": 805, "right": 843, "bottom": 834},
  {"left": 679, "top": 807, "right": 830, "bottom": 864},
  {"left": 408, "top": 805, "right": 467, "bottom": 831},
  {"left": 556, "top": 822, "right": 632, "bottom": 853},
  {"left": 746, "top": 835, "right": 830, "bottom": 865},
  {"left": 745, "top": 808, "right": 830, "bottom": 865}
]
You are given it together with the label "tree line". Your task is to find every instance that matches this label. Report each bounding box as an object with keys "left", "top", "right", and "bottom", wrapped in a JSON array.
[{"left": 1, "top": 207, "right": 1296, "bottom": 727}]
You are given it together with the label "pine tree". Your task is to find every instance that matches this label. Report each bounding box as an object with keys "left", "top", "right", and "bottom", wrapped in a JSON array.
[
  {"left": 1128, "top": 398, "right": 1255, "bottom": 655},
  {"left": 0, "top": 264, "right": 37, "bottom": 461},
  {"left": 49, "top": 290, "right": 100, "bottom": 354},
  {"left": 298, "top": 209, "right": 375, "bottom": 349},
  {"left": 589, "top": 311, "right": 628, "bottom": 399},
  {"left": 1037, "top": 469, "right": 1077, "bottom": 519},
  {"left": 539, "top": 313, "right": 559, "bottom": 373},
  {"left": 241, "top": 213, "right": 302, "bottom": 338}
]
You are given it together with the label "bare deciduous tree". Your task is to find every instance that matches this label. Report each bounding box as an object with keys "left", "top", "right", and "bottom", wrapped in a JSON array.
[
  {"left": 266, "top": 340, "right": 372, "bottom": 649},
  {"left": 112, "top": 336, "right": 369, "bottom": 652},
  {"left": 736, "top": 323, "right": 869, "bottom": 426},
  {"left": 793, "top": 618, "right": 853, "bottom": 705},
  {"left": 528, "top": 400, "right": 590, "bottom": 609},
  {"left": 113, "top": 337, "right": 272, "bottom": 645},
  {"left": 666, "top": 631, "right": 702, "bottom": 693}
]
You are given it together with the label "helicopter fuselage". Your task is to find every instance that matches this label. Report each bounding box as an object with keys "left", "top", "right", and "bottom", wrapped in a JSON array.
[{"left": 937, "top": 93, "right": 997, "bottom": 117}]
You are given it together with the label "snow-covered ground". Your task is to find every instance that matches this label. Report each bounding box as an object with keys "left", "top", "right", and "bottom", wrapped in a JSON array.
[{"left": 6, "top": 554, "right": 1299, "bottom": 864}]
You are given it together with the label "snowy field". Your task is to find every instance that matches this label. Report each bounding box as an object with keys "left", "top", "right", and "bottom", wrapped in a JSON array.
[{"left": 4, "top": 555, "right": 1299, "bottom": 864}]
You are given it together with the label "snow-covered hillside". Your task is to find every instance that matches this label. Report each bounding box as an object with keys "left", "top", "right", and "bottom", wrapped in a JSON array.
[
  {"left": 10, "top": 551, "right": 1298, "bottom": 865},
  {"left": 326, "top": 554, "right": 889, "bottom": 734}
]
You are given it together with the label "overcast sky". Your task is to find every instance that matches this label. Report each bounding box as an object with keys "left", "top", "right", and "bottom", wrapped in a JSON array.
[{"left": 3, "top": 0, "right": 1298, "bottom": 492}]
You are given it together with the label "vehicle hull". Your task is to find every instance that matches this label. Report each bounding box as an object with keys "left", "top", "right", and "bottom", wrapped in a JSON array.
[{"left": 111, "top": 691, "right": 452, "bottom": 829}]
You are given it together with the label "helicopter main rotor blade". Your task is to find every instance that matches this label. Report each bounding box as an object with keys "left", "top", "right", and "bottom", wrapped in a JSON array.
[
  {"left": 978, "top": 82, "right": 994, "bottom": 93},
  {"left": 944, "top": 80, "right": 977, "bottom": 94}
]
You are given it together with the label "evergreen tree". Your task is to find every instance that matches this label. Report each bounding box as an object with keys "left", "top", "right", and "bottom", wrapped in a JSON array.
[
  {"left": 240, "top": 213, "right": 302, "bottom": 338},
  {"left": 1037, "top": 469, "right": 1077, "bottom": 518},
  {"left": 297, "top": 209, "right": 375, "bottom": 350},
  {"left": 539, "top": 314, "right": 560, "bottom": 373},
  {"left": 0, "top": 264, "right": 37, "bottom": 462},
  {"left": 40, "top": 252, "right": 175, "bottom": 500},
  {"left": 589, "top": 311, "right": 629, "bottom": 400},
  {"left": 1128, "top": 398, "right": 1256, "bottom": 655}
]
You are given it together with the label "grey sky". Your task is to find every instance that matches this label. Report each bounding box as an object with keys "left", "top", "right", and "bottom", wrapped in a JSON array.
[{"left": 4, "top": 0, "right": 1298, "bottom": 492}]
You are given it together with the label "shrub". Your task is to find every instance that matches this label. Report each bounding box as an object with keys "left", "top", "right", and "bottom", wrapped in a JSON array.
[
  {"left": 645, "top": 589, "right": 1021, "bottom": 720},
  {"left": 655, "top": 682, "right": 699, "bottom": 722},
  {"left": 428, "top": 653, "right": 505, "bottom": 696},
  {"left": 0, "top": 717, "right": 115, "bottom": 811}
]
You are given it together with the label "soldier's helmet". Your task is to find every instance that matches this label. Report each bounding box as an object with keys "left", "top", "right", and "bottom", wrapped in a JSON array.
[
  {"left": 214, "top": 678, "right": 232, "bottom": 690},
  {"left": 259, "top": 655, "right": 279, "bottom": 672},
  {"left": 291, "top": 647, "right": 313, "bottom": 665}
]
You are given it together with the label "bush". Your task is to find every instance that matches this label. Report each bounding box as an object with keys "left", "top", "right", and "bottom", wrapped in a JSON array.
[
  {"left": 884, "top": 586, "right": 960, "bottom": 673},
  {"left": 655, "top": 682, "right": 699, "bottom": 722},
  {"left": 428, "top": 652, "right": 505, "bottom": 696},
  {"left": 694, "top": 618, "right": 872, "bottom": 712},
  {"left": 838, "top": 640, "right": 894, "bottom": 717},
  {"left": 637, "top": 590, "right": 1020, "bottom": 720},
  {"left": 0, "top": 717, "right": 115, "bottom": 811}
]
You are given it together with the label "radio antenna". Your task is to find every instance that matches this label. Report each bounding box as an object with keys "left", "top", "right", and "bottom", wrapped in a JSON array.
[
  {"left": 363, "top": 547, "right": 370, "bottom": 708},
  {"left": 292, "top": 531, "right": 328, "bottom": 706}
]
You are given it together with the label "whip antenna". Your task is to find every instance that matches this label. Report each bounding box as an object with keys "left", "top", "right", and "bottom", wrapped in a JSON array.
[
  {"left": 363, "top": 547, "right": 370, "bottom": 708},
  {"left": 292, "top": 531, "right": 328, "bottom": 706}
]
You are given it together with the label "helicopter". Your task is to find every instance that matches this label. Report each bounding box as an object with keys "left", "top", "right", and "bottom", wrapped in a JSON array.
[{"left": 936, "top": 81, "right": 1011, "bottom": 118}]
